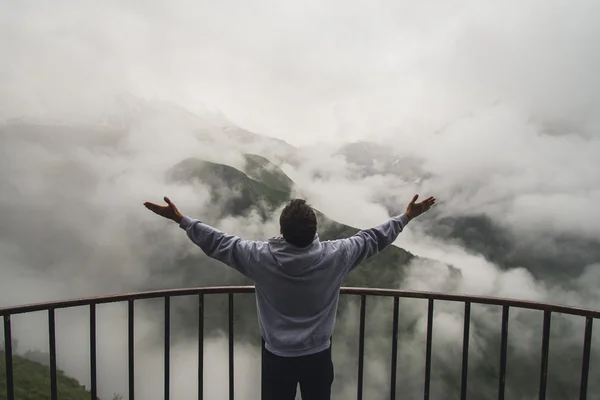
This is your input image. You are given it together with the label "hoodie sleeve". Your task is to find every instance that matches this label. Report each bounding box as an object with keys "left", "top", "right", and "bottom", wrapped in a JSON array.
[
  {"left": 179, "top": 216, "right": 262, "bottom": 279},
  {"left": 340, "top": 214, "right": 410, "bottom": 273}
]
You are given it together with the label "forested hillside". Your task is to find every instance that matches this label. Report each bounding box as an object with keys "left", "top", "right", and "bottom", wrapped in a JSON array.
[{"left": 0, "top": 351, "right": 92, "bottom": 400}]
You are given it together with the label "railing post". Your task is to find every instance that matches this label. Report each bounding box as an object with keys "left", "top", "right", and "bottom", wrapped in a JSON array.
[
  {"left": 229, "top": 293, "right": 234, "bottom": 400},
  {"left": 3, "top": 314, "right": 14, "bottom": 400},
  {"left": 460, "top": 302, "right": 471, "bottom": 400},
  {"left": 357, "top": 295, "right": 366, "bottom": 400},
  {"left": 424, "top": 299, "right": 434, "bottom": 400},
  {"left": 128, "top": 299, "right": 135, "bottom": 400},
  {"left": 538, "top": 311, "right": 551, "bottom": 400},
  {"left": 579, "top": 317, "right": 593, "bottom": 400},
  {"left": 261, "top": 338, "right": 265, "bottom": 399},
  {"left": 199, "top": 294, "right": 204, "bottom": 400},
  {"left": 165, "top": 296, "right": 171, "bottom": 400},
  {"left": 390, "top": 296, "right": 399, "bottom": 400},
  {"left": 49, "top": 308, "right": 58, "bottom": 400},
  {"left": 498, "top": 305, "right": 509, "bottom": 400},
  {"left": 90, "top": 304, "right": 97, "bottom": 400}
]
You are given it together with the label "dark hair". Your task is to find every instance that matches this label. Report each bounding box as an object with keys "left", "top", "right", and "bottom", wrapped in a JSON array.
[{"left": 280, "top": 199, "right": 317, "bottom": 247}]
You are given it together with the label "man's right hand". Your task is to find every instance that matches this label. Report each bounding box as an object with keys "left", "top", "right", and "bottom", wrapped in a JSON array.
[
  {"left": 405, "top": 194, "right": 436, "bottom": 221},
  {"left": 144, "top": 196, "right": 184, "bottom": 224}
]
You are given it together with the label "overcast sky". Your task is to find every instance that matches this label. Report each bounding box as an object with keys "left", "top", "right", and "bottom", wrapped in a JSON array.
[{"left": 2, "top": 0, "right": 599, "bottom": 145}]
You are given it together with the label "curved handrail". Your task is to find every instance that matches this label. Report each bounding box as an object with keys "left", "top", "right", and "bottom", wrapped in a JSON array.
[{"left": 1, "top": 285, "right": 599, "bottom": 318}]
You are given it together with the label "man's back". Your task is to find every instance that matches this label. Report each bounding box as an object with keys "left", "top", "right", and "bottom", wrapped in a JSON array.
[
  {"left": 254, "top": 236, "right": 347, "bottom": 356},
  {"left": 178, "top": 213, "right": 410, "bottom": 356}
]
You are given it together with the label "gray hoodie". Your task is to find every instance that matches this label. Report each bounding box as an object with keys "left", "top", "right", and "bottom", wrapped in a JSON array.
[{"left": 179, "top": 213, "right": 410, "bottom": 357}]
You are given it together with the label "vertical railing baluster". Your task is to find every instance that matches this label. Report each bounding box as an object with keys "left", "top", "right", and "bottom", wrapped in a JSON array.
[
  {"left": 165, "top": 297, "right": 171, "bottom": 400},
  {"left": 128, "top": 300, "right": 135, "bottom": 400},
  {"left": 579, "top": 317, "right": 593, "bottom": 400},
  {"left": 498, "top": 305, "right": 509, "bottom": 400},
  {"left": 229, "top": 293, "right": 234, "bottom": 400},
  {"left": 539, "top": 311, "right": 551, "bottom": 400},
  {"left": 48, "top": 309, "right": 58, "bottom": 400},
  {"left": 461, "top": 302, "right": 471, "bottom": 400},
  {"left": 260, "top": 338, "right": 265, "bottom": 399},
  {"left": 357, "top": 295, "right": 366, "bottom": 400},
  {"left": 198, "top": 294, "right": 204, "bottom": 400},
  {"left": 90, "top": 304, "right": 97, "bottom": 400},
  {"left": 424, "top": 299, "right": 434, "bottom": 400},
  {"left": 3, "top": 315, "right": 14, "bottom": 400},
  {"left": 390, "top": 296, "right": 399, "bottom": 400}
]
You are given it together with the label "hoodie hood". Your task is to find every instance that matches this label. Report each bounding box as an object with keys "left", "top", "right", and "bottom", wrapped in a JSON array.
[{"left": 267, "top": 234, "right": 323, "bottom": 275}]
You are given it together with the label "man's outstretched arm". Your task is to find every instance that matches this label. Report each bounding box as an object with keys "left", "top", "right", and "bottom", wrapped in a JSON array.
[
  {"left": 143, "top": 197, "right": 259, "bottom": 278},
  {"left": 341, "top": 194, "right": 435, "bottom": 273}
]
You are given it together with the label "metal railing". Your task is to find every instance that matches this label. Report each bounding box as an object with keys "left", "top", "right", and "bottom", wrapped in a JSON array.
[{"left": 1, "top": 286, "right": 598, "bottom": 400}]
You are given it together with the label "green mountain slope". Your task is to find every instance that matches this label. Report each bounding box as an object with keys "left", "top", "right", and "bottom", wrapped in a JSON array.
[
  {"left": 169, "top": 157, "right": 290, "bottom": 219},
  {"left": 242, "top": 153, "right": 294, "bottom": 195},
  {"left": 167, "top": 154, "right": 415, "bottom": 288},
  {"left": 0, "top": 351, "right": 91, "bottom": 400}
]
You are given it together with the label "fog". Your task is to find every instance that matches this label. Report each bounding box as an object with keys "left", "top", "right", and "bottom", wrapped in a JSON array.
[{"left": 1, "top": 0, "right": 600, "bottom": 399}]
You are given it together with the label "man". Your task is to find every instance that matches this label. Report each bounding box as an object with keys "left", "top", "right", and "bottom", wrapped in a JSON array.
[{"left": 144, "top": 194, "right": 435, "bottom": 399}]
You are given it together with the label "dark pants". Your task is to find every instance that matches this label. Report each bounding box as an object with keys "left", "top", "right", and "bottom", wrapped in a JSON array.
[{"left": 262, "top": 345, "right": 334, "bottom": 400}]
